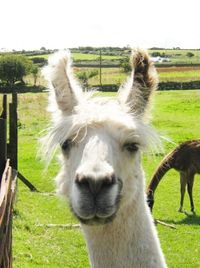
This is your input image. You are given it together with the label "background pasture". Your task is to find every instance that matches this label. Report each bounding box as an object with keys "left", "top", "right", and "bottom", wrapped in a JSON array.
[
  {"left": 4, "top": 89, "right": 199, "bottom": 267},
  {"left": 24, "top": 65, "right": 200, "bottom": 89}
]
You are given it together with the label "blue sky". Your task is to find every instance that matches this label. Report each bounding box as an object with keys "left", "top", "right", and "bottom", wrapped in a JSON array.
[{"left": 1, "top": 0, "right": 200, "bottom": 50}]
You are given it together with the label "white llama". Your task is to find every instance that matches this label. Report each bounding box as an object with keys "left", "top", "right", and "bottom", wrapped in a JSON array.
[{"left": 43, "top": 49, "right": 167, "bottom": 268}]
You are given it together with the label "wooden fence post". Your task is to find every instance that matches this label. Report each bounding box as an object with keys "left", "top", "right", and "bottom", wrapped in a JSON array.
[
  {"left": 0, "top": 95, "right": 7, "bottom": 181},
  {"left": 9, "top": 93, "right": 18, "bottom": 170}
]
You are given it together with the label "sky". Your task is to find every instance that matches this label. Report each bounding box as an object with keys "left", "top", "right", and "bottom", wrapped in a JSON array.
[{"left": 1, "top": 0, "right": 200, "bottom": 51}]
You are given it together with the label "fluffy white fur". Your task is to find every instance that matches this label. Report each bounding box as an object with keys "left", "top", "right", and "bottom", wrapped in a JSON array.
[{"left": 42, "top": 49, "right": 167, "bottom": 268}]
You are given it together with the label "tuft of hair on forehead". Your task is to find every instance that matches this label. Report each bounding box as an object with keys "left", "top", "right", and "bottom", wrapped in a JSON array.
[{"left": 40, "top": 99, "right": 161, "bottom": 166}]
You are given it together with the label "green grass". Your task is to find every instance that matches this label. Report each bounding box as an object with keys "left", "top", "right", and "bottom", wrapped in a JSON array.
[
  {"left": 24, "top": 66, "right": 200, "bottom": 89},
  {"left": 145, "top": 90, "right": 200, "bottom": 267},
  {"left": 75, "top": 67, "right": 200, "bottom": 85},
  {"left": 74, "top": 67, "right": 127, "bottom": 86},
  {"left": 4, "top": 89, "right": 200, "bottom": 267},
  {"left": 28, "top": 53, "right": 122, "bottom": 62},
  {"left": 72, "top": 53, "right": 122, "bottom": 61},
  {"left": 158, "top": 69, "right": 200, "bottom": 82},
  {"left": 28, "top": 54, "right": 49, "bottom": 60}
]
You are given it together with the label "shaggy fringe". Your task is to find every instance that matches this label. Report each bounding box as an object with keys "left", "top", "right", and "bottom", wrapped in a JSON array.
[{"left": 40, "top": 110, "right": 162, "bottom": 168}]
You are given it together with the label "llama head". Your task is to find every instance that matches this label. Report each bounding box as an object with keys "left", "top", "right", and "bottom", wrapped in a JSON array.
[{"left": 43, "top": 49, "right": 158, "bottom": 225}]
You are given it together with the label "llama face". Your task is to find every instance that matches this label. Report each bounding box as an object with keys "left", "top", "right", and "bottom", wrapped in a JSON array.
[
  {"left": 65, "top": 127, "right": 122, "bottom": 224},
  {"left": 58, "top": 112, "right": 145, "bottom": 225},
  {"left": 43, "top": 49, "right": 158, "bottom": 225}
]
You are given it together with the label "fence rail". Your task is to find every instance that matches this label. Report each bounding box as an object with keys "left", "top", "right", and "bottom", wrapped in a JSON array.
[
  {"left": 0, "top": 160, "right": 17, "bottom": 268},
  {"left": 0, "top": 94, "right": 18, "bottom": 267}
]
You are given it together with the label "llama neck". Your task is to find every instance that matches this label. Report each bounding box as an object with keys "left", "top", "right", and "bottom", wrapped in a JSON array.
[
  {"left": 82, "top": 194, "right": 167, "bottom": 268},
  {"left": 148, "top": 152, "right": 173, "bottom": 193}
]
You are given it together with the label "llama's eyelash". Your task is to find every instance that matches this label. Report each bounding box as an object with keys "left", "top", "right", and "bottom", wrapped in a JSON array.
[{"left": 123, "top": 142, "right": 139, "bottom": 153}]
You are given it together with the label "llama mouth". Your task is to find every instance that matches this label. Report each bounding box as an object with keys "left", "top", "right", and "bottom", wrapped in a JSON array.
[
  {"left": 71, "top": 195, "right": 122, "bottom": 225},
  {"left": 75, "top": 212, "right": 117, "bottom": 225}
]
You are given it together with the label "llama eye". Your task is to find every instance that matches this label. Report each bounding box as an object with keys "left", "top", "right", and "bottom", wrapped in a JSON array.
[
  {"left": 124, "top": 143, "right": 139, "bottom": 153},
  {"left": 61, "top": 140, "right": 72, "bottom": 151}
]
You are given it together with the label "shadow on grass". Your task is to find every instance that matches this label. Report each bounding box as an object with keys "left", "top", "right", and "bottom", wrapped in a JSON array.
[{"left": 159, "top": 212, "right": 200, "bottom": 226}]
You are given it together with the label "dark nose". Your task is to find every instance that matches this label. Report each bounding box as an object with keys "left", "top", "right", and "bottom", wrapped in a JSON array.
[{"left": 75, "top": 174, "right": 116, "bottom": 195}]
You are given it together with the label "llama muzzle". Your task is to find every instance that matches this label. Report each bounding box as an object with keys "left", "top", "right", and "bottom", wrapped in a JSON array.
[{"left": 71, "top": 174, "right": 123, "bottom": 225}]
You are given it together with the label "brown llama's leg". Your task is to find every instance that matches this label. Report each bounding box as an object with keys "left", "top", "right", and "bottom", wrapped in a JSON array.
[
  {"left": 187, "top": 173, "right": 195, "bottom": 213},
  {"left": 178, "top": 172, "right": 187, "bottom": 212}
]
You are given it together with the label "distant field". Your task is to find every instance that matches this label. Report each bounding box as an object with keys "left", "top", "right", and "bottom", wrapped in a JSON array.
[
  {"left": 24, "top": 65, "right": 200, "bottom": 89},
  {"left": 76, "top": 66, "right": 200, "bottom": 85},
  {"left": 1, "top": 49, "right": 200, "bottom": 90},
  {"left": 74, "top": 67, "right": 127, "bottom": 86},
  {"left": 29, "top": 52, "right": 122, "bottom": 61},
  {"left": 149, "top": 49, "right": 200, "bottom": 65},
  {"left": 28, "top": 49, "right": 200, "bottom": 65},
  {"left": 157, "top": 66, "right": 200, "bottom": 82},
  {"left": 7, "top": 90, "right": 199, "bottom": 268},
  {"left": 72, "top": 52, "right": 122, "bottom": 61},
  {"left": 29, "top": 54, "right": 49, "bottom": 59},
  {"left": 1, "top": 48, "right": 200, "bottom": 65}
]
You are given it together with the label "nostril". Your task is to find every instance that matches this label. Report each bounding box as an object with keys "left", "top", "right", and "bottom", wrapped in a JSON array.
[
  {"left": 75, "top": 173, "right": 117, "bottom": 194},
  {"left": 75, "top": 174, "right": 90, "bottom": 187},
  {"left": 76, "top": 176, "right": 98, "bottom": 194},
  {"left": 102, "top": 173, "right": 116, "bottom": 186}
]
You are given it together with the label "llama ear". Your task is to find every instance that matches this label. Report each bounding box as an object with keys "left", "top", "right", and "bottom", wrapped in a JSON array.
[
  {"left": 118, "top": 49, "right": 158, "bottom": 118},
  {"left": 44, "top": 50, "right": 82, "bottom": 114}
]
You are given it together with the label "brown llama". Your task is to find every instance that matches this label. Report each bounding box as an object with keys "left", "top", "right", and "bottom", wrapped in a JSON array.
[{"left": 147, "top": 139, "right": 200, "bottom": 212}]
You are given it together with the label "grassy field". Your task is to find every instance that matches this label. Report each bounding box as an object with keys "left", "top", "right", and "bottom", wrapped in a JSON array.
[
  {"left": 158, "top": 66, "right": 200, "bottom": 82},
  {"left": 75, "top": 66, "right": 200, "bottom": 85},
  {"left": 149, "top": 49, "right": 200, "bottom": 65},
  {"left": 28, "top": 49, "right": 200, "bottom": 64},
  {"left": 72, "top": 53, "right": 122, "bottom": 61},
  {"left": 24, "top": 66, "right": 200, "bottom": 89},
  {"left": 22, "top": 49, "right": 200, "bottom": 88},
  {"left": 1, "top": 89, "right": 199, "bottom": 267},
  {"left": 29, "top": 52, "right": 122, "bottom": 61}
]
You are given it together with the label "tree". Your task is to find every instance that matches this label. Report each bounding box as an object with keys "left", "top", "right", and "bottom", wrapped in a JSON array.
[
  {"left": 0, "top": 54, "right": 33, "bottom": 86},
  {"left": 30, "top": 57, "right": 47, "bottom": 66},
  {"left": 31, "top": 65, "right": 39, "bottom": 86},
  {"left": 119, "top": 57, "right": 131, "bottom": 73},
  {"left": 151, "top": 52, "right": 162, "bottom": 57},
  {"left": 76, "top": 70, "right": 98, "bottom": 88},
  {"left": 186, "top": 52, "right": 194, "bottom": 58}
]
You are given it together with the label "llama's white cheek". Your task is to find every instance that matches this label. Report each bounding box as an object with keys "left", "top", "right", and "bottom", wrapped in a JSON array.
[
  {"left": 70, "top": 183, "right": 94, "bottom": 219},
  {"left": 118, "top": 159, "right": 142, "bottom": 205},
  {"left": 55, "top": 158, "right": 76, "bottom": 198},
  {"left": 55, "top": 171, "right": 69, "bottom": 196}
]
